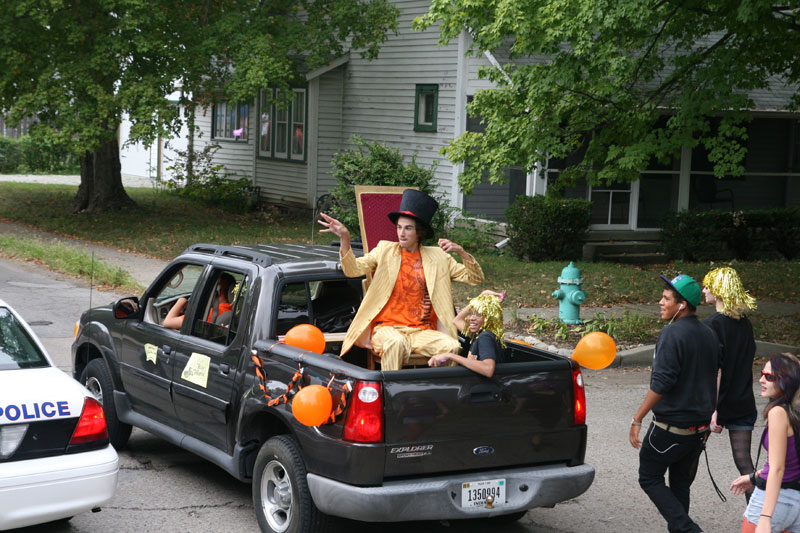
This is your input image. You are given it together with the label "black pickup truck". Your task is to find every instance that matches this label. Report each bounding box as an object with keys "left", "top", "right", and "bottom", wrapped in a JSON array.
[{"left": 72, "top": 243, "right": 594, "bottom": 532}]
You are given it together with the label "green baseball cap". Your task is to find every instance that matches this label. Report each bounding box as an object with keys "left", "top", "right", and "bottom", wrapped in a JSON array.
[{"left": 660, "top": 274, "right": 701, "bottom": 307}]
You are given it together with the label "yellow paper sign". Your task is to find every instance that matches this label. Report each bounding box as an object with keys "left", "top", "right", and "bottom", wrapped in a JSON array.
[
  {"left": 144, "top": 343, "right": 158, "bottom": 364},
  {"left": 181, "top": 353, "right": 210, "bottom": 388}
]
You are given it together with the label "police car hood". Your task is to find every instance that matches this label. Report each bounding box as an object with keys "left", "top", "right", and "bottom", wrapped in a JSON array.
[{"left": 0, "top": 367, "right": 89, "bottom": 425}]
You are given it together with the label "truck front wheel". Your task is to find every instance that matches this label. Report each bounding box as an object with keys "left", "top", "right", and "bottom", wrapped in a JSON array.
[
  {"left": 81, "top": 358, "right": 132, "bottom": 450},
  {"left": 253, "top": 435, "right": 328, "bottom": 533}
]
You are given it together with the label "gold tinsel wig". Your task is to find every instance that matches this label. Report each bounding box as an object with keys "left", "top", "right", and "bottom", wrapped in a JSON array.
[
  {"left": 703, "top": 267, "right": 756, "bottom": 319},
  {"left": 462, "top": 294, "right": 506, "bottom": 348}
]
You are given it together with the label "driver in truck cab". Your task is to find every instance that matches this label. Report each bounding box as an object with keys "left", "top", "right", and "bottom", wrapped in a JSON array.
[{"left": 164, "top": 273, "right": 235, "bottom": 330}]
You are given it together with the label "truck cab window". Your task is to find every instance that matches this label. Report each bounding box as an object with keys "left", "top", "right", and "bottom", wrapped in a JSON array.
[
  {"left": 191, "top": 270, "right": 246, "bottom": 346},
  {"left": 276, "top": 282, "right": 309, "bottom": 336},
  {"left": 144, "top": 263, "right": 205, "bottom": 326},
  {"left": 275, "top": 279, "right": 362, "bottom": 337}
]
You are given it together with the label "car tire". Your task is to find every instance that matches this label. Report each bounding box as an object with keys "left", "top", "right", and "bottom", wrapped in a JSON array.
[
  {"left": 253, "top": 435, "right": 328, "bottom": 533},
  {"left": 81, "top": 358, "right": 132, "bottom": 450}
]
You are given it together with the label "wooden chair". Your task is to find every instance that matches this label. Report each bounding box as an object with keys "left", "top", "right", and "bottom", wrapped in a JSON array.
[{"left": 354, "top": 186, "right": 430, "bottom": 370}]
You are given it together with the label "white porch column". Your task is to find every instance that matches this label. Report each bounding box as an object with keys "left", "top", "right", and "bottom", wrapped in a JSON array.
[{"left": 450, "top": 30, "right": 469, "bottom": 210}]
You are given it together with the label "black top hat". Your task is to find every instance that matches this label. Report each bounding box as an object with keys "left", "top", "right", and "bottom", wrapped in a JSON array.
[{"left": 388, "top": 189, "right": 439, "bottom": 240}]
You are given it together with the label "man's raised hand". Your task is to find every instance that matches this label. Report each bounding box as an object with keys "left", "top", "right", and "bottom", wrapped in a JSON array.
[{"left": 318, "top": 212, "right": 350, "bottom": 239}]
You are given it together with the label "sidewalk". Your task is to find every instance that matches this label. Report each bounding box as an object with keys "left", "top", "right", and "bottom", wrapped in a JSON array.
[{"left": 1, "top": 174, "right": 798, "bottom": 366}]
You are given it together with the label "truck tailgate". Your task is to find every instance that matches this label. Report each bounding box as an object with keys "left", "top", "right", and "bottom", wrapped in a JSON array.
[{"left": 382, "top": 356, "right": 586, "bottom": 478}]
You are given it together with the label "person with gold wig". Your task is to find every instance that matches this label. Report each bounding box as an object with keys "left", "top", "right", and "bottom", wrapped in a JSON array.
[
  {"left": 703, "top": 266, "right": 758, "bottom": 503},
  {"left": 427, "top": 290, "right": 506, "bottom": 377}
]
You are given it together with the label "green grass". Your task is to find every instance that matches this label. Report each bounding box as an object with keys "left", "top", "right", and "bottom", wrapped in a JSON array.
[
  {"left": 452, "top": 255, "right": 800, "bottom": 308},
  {"left": 1, "top": 182, "right": 798, "bottom": 346},
  {"left": 0, "top": 235, "right": 143, "bottom": 294},
  {"left": 0, "top": 182, "right": 311, "bottom": 259}
]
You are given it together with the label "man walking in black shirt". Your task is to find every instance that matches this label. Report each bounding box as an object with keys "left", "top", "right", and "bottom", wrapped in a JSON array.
[{"left": 630, "top": 274, "right": 721, "bottom": 532}]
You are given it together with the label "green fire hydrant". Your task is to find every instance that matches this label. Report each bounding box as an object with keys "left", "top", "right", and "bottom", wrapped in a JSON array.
[{"left": 552, "top": 261, "right": 588, "bottom": 324}]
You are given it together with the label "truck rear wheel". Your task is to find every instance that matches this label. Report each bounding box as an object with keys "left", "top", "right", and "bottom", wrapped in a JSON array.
[
  {"left": 253, "top": 435, "right": 328, "bottom": 533},
  {"left": 81, "top": 358, "right": 132, "bottom": 450}
]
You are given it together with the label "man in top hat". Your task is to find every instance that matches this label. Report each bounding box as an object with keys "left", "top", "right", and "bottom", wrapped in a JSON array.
[
  {"left": 318, "top": 189, "right": 484, "bottom": 370},
  {"left": 629, "top": 274, "right": 721, "bottom": 533}
]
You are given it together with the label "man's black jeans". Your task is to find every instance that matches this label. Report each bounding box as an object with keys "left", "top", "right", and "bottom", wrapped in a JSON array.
[{"left": 638, "top": 422, "right": 707, "bottom": 533}]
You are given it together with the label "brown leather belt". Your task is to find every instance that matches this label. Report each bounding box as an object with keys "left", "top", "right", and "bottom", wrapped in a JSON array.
[{"left": 653, "top": 420, "right": 709, "bottom": 435}]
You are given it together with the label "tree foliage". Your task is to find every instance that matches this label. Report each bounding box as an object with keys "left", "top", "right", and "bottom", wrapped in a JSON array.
[
  {"left": 0, "top": 0, "right": 398, "bottom": 211},
  {"left": 415, "top": 0, "right": 800, "bottom": 193}
]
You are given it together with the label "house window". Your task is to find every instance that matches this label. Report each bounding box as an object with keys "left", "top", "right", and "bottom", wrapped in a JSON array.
[
  {"left": 213, "top": 102, "right": 249, "bottom": 141},
  {"left": 258, "top": 88, "right": 306, "bottom": 161},
  {"left": 414, "top": 84, "right": 438, "bottom": 132}
]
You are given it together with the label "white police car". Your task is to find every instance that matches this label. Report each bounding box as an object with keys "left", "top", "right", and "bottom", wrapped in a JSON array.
[{"left": 0, "top": 299, "right": 118, "bottom": 530}]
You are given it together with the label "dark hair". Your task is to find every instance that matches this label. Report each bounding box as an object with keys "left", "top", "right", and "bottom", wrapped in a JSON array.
[
  {"left": 663, "top": 283, "right": 696, "bottom": 313},
  {"left": 764, "top": 352, "right": 800, "bottom": 434},
  {"left": 218, "top": 272, "right": 235, "bottom": 291}
]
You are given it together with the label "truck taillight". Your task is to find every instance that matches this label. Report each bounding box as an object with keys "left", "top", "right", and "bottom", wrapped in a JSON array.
[
  {"left": 572, "top": 366, "right": 586, "bottom": 426},
  {"left": 343, "top": 381, "right": 384, "bottom": 443},
  {"left": 69, "top": 397, "right": 109, "bottom": 446}
]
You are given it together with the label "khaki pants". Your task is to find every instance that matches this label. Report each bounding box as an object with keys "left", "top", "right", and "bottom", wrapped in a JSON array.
[{"left": 371, "top": 325, "right": 460, "bottom": 371}]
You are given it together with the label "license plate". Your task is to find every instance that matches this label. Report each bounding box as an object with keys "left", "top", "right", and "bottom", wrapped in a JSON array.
[{"left": 461, "top": 478, "right": 505, "bottom": 509}]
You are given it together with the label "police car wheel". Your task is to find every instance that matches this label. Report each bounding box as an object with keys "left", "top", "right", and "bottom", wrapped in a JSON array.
[
  {"left": 252, "top": 435, "right": 327, "bottom": 533},
  {"left": 81, "top": 358, "right": 132, "bottom": 450}
]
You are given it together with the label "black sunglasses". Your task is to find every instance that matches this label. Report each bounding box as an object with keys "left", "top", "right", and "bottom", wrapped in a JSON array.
[{"left": 761, "top": 371, "right": 776, "bottom": 382}]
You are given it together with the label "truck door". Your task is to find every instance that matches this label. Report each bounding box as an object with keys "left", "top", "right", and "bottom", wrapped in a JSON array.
[
  {"left": 171, "top": 266, "right": 251, "bottom": 453},
  {"left": 120, "top": 262, "right": 205, "bottom": 427}
]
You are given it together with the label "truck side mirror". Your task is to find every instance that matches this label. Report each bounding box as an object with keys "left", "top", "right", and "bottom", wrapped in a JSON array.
[{"left": 113, "top": 297, "right": 140, "bottom": 319}]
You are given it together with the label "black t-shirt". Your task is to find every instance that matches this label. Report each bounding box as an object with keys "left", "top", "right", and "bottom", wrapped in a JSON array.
[
  {"left": 469, "top": 331, "right": 503, "bottom": 363},
  {"left": 650, "top": 315, "right": 720, "bottom": 426},
  {"left": 704, "top": 312, "right": 757, "bottom": 424}
]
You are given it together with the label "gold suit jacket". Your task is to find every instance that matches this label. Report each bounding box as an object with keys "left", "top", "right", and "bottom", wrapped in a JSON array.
[{"left": 339, "top": 240, "right": 484, "bottom": 356}]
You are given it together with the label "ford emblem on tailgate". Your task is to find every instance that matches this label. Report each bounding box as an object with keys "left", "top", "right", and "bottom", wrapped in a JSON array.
[{"left": 473, "top": 446, "right": 494, "bottom": 456}]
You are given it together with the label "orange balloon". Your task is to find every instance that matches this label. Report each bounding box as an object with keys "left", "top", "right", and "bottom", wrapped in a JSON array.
[
  {"left": 284, "top": 324, "right": 326, "bottom": 354},
  {"left": 292, "top": 385, "right": 333, "bottom": 427},
  {"left": 572, "top": 332, "right": 617, "bottom": 369}
]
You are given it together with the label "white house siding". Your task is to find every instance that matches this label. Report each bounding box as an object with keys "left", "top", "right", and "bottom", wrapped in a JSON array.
[
  {"left": 194, "top": 104, "right": 254, "bottom": 181},
  {"left": 254, "top": 158, "right": 308, "bottom": 207},
  {"left": 338, "top": 0, "right": 461, "bottom": 201},
  {"left": 313, "top": 66, "right": 346, "bottom": 200},
  {"left": 119, "top": 110, "right": 188, "bottom": 183}
]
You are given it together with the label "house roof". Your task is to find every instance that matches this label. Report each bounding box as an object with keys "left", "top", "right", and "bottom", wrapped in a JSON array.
[{"left": 305, "top": 53, "right": 350, "bottom": 81}]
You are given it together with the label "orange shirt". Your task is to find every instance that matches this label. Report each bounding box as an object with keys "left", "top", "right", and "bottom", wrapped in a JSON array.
[
  {"left": 207, "top": 302, "right": 232, "bottom": 322},
  {"left": 373, "top": 250, "right": 437, "bottom": 330}
]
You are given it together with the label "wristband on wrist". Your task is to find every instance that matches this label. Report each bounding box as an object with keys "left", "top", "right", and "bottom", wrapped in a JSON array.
[
  {"left": 631, "top": 418, "right": 642, "bottom": 426},
  {"left": 761, "top": 514, "right": 772, "bottom": 518}
]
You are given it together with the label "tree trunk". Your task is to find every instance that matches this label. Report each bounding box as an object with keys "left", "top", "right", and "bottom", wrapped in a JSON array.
[{"left": 72, "top": 136, "right": 136, "bottom": 213}]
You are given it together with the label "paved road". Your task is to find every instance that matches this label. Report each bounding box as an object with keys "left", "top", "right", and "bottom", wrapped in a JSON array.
[{"left": 1, "top": 257, "right": 763, "bottom": 533}]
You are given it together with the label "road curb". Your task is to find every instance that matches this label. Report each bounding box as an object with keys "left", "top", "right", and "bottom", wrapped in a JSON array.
[{"left": 612, "top": 340, "right": 799, "bottom": 369}]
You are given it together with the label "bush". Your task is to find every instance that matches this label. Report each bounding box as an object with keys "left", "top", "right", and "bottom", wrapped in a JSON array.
[
  {"left": 17, "top": 135, "right": 79, "bottom": 173},
  {"left": 504, "top": 195, "right": 591, "bottom": 261},
  {"left": 0, "top": 137, "right": 23, "bottom": 173},
  {"left": 661, "top": 208, "right": 800, "bottom": 261},
  {"left": 0, "top": 135, "right": 79, "bottom": 174},
  {"left": 163, "top": 142, "right": 258, "bottom": 211},
  {"left": 329, "top": 136, "right": 449, "bottom": 242}
]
